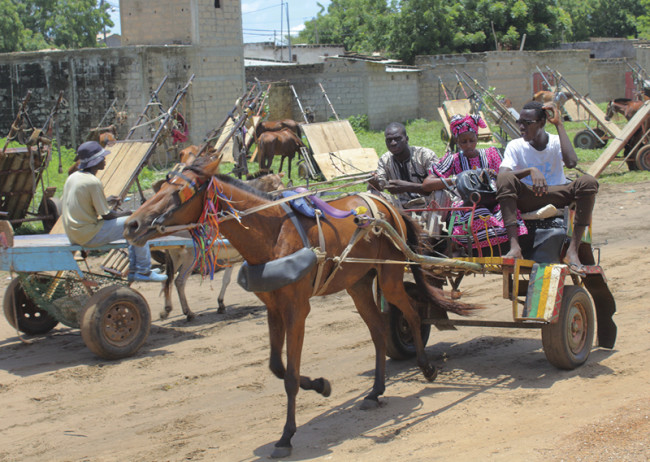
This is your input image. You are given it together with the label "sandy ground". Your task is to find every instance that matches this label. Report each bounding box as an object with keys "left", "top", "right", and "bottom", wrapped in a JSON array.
[{"left": 0, "top": 181, "right": 648, "bottom": 462}]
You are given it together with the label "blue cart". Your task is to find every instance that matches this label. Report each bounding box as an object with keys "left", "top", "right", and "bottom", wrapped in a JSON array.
[{"left": 1, "top": 233, "right": 194, "bottom": 359}]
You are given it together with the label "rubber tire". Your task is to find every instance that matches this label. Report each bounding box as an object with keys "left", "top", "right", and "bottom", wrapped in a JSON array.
[
  {"left": 573, "top": 130, "right": 597, "bottom": 150},
  {"left": 39, "top": 197, "right": 62, "bottom": 233},
  {"left": 80, "top": 285, "right": 151, "bottom": 360},
  {"left": 3, "top": 277, "right": 59, "bottom": 335},
  {"left": 541, "top": 285, "right": 595, "bottom": 370},
  {"left": 383, "top": 282, "right": 431, "bottom": 360},
  {"left": 440, "top": 128, "right": 449, "bottom": 143},
  {"left": 635, "top": 144, "right": 650, "bottom": 171}
]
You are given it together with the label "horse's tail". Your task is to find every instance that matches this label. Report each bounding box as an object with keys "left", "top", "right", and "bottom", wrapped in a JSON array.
[{"left": 402, "top": 214, "right": 479, "bottom": 317}]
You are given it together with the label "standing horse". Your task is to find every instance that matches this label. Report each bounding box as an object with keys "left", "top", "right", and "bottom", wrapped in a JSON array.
[
  {"left": 124, "top": 155, "right": 476, "bottom": 458},
  {"left": 605, "top": 98, "right": 645, "bottom": 121},
  {"left": 255, "top": 118, "right": 302, "bottom": 140},
  {"left": 257, "top": 128, "right": 304, "bottom": 178}
]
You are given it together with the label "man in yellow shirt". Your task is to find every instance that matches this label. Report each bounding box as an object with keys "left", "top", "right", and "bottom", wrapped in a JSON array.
[{"left": 62, "top": 141, "right": 166, "bottom": 282}]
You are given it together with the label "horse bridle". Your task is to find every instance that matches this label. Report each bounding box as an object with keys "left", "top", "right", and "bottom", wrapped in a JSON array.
[{"left": 150, "top": 164, "right": 209, "bottom": 231}]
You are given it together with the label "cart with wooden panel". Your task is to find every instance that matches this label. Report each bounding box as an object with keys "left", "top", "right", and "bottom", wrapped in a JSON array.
[{"left": 298, "top": 120, "right": 379, "bottom": 181}]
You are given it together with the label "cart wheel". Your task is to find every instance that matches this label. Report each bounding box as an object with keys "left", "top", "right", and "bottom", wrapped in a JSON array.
[
  {"left": 3, "top": 277, "right": 59, "bottom": 335},
  {"left": 541, "top": 285, "right": 594, "bottom": 370},
  {"left": 635, "top": 145, "right": 650, "bottom": 171},
  {"left": 80, "top": 285, "right": 151, "bottom": 360},
  {"left": 592, "top": 128, "right": 607, "bottom": 146},
  {"left": 440, "top": 128, "right": 449, "bottom": 143},
  {"left": 573, "top": 130, "right": 597, "bottom": 149},
  {"left": 39, "top": 197, "right": 62, "bottom": 233},
  {"left": 297, "top": 161, "right": 309, "bottom": 179},
  {"left": 380, "top": 282, "right": 431, "bottom": 360}
]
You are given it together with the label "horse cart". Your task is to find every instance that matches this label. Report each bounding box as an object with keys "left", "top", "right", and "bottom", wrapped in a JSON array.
[
  {"left": 381, "top": 198, "right": 617, "bottom": 371},
  {"left": 1, "top": 91, "right": 65, "bottom": 232},
  {"left": 0, "top": 232, "right": 194, "bottom": 359}
]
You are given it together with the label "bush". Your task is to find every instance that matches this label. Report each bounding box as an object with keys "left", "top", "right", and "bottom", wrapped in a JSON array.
[{"left": 347, "top": 114, "right": 370, "bottom": 132}]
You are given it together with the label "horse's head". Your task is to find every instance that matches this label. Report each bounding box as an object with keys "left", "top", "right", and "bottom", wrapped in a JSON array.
[{"left": 124, "top": 156, "right": 222, "bottom": 246}]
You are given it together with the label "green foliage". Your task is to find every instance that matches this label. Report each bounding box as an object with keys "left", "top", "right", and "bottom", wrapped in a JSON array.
[
  {"left": 297, "top": 0, "right": 647, "bottom": 62},
  {"left": 347, "top": 114, "right": 370, "bottom": 132},
  {"left": 0, "top": 0, "right": 112, "bottom": 52}
]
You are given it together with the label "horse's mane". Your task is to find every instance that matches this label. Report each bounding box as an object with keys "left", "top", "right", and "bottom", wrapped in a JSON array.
[
  {"left": 214, "top": 174, "right": 275, "bottom": 201},
  {"left": 185, "top": 156, "right": 275, "bottom": 201},
  {"left": 613, "top": 98, "right": 632, "bottom": 104},
  {"left": 246, "top": 170, "right": 272, "bottom": 180}
]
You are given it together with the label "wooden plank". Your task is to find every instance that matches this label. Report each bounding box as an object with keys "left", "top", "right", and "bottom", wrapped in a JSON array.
[
  {"left": 575, "top": 97, "right": 621, "bottom": 136},
  {"left": 215, "top": 118, "right": 236, "bottom": 163},
  {"left": 563, "top": 99, "right": 588, "bottom": 122},
  {"left": 312, "top": 148, "right": 378, "bottom": 180},
  {"left": 301, "top": 121, "right": 362, "bottom": 155},
  {"left": 587, "top": 101, "right": 650, "bottom": 177},
  {"left": 438, "top": 107, "right": 451, "bottom": 139}
]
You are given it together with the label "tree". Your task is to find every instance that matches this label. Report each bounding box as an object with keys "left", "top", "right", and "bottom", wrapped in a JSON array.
[{"left": 1, "top": 0, "right": 113, "bottom": 52}]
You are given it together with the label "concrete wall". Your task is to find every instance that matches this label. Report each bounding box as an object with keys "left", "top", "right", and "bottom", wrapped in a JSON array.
[
  {"left": 246, "top": 58, "right": 420, "bottom": 129},
  {"left": 0, "top": 0, "right": 244, "bottom": 148},
  {"left": 0, "top": 46, "right": 193, "bottom": 147}
]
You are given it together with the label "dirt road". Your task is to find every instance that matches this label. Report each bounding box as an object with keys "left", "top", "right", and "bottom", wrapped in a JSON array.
[{"left": 0, "top": 181, "right": 648, "bottom": 461}]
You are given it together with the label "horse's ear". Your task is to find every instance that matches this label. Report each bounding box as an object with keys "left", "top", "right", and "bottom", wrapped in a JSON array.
[{"left": 203, "top": 154, "right": 223, "bottom": 175}]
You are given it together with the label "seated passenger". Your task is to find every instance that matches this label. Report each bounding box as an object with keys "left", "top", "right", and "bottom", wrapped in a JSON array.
[
  {"left": 496, "top": 101, "right": 598, "bottom": 273},
  {"left": 422, "top": 114, "right": 527, "bottom": 252},
  {"left": 368, "top": 122, "right": 440, "bottom": 208}
]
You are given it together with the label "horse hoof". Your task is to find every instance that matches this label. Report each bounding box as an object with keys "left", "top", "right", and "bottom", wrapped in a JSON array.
[
  {"left": 360, "top": 398, "right": 380, "bottom": 410},
  {"left": 217, "top": 304, "right": 226, "bottom": 314},
  {"left": 271, "top": 445, "right": 292, "bottom": 459},
  {"left": 424, "top": 365, "right": 438, "bottom": 382},
  {"left": 185, "top": 313, "right": 196, "bottom": 322},
  {"left": 320, "top": 378, "right": 332, "bottom": 397},
  {"left": 159, "top": 310, "right": 169, "bottom": 320}
]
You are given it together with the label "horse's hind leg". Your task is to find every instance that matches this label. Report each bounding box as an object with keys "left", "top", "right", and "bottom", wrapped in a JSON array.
[
  {"left": 160, "top": 251, "right": 175, "bottom": 320},
  {"left": 378, "top": 266, "right": 436, "bottom": 381},
  {"left": 175, "top": 249, "right": 196, "bottom": 321},
  {"left": 346, "top": 271, "right": 388, "bottom": 409},
  {"left": 217, "top": 266, "right": 233, "bottom": 314}
]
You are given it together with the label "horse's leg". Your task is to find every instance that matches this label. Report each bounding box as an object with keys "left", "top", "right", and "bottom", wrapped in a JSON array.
[
  {"left": 279, "top": 155, "right": 285, "bottom": 176},
  {"left": 346, "top": 271, "right": 388, "bottom": 409},
  {"left": 217, "top": 265, "right": 233, "bottom": 314},
  {"left": 378, "top": 265, "right": 436, "bottom": 381},
  {"left": 175, "top": 250, "right": 196, "bottom": 321},
  {"left": 263, "top": 295, "right": 329, "bottom": 458},
  {"left": 160, "top": 250, "right": 175, "bottom": 320}
]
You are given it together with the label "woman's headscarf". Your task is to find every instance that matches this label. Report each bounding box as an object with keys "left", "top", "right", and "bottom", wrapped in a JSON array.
[{"left": 449, "top": 114, "right": 487, "bottom": 137}]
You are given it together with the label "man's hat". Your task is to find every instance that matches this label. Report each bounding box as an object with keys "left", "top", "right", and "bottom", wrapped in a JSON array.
[{"left": 77, "top": 141, "right": 110, "bottom": 170}]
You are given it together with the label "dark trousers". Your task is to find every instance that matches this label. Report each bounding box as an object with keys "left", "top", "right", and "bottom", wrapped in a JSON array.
[{"left": 496, "top": 171, "right": 598, "bottom": 228}]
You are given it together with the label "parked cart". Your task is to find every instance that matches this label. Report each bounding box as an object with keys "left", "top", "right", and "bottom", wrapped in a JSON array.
[{"left": 1, "top": 91, "right": 65, "bottom": 232}]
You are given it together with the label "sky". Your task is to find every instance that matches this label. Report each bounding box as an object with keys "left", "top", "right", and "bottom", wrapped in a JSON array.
[{"left": 105, "top": 1, "right": 332, "bottom": 44}]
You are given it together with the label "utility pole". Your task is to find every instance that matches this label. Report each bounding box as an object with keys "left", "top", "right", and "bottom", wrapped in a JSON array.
[
  {"left": 280, "top": 0, "right": 284, "bottom": 61},
  {"left": 286, "top": 1, "right": 292, "bottom": 62}
]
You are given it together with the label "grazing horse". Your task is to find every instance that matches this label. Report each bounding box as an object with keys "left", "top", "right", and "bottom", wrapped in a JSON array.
[
  {"left": 605, "top": 98, "right": 645, "bottom": 121},
  {"left": 158, "top": 170, "right": 286, "bottom": 320},
  {"left": 124, "top": 155, "right": 476, "bottom": 458},
  {"left": 257, "top": 128, "right": 305, "bottom": 178}
]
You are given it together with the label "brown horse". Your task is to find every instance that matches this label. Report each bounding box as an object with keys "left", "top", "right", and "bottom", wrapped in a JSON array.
[
  {"left": 605, "top": 98, "right": 645, "bottom": 121},
  {"left": 255, "top": 118, "right": 302, "bottom": 140},
  {"left": 257, "top": 128, "right": 305, "bottom": 178},
  {"left": 124, "top": 155, "right": 475, "bottom": 458},
  {"left": 533, "top": 90, "right": 573, "bottom": 105}
]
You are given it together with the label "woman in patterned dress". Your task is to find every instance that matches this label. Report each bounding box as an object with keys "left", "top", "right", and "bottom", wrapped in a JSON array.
[{"left": 422, "top": 114, "right": 527, "bottom": 253}]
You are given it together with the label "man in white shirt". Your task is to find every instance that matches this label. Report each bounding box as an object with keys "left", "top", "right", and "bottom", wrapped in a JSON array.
[{"left": 496, "top": 101, "right": 598, "bottom": 273}]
